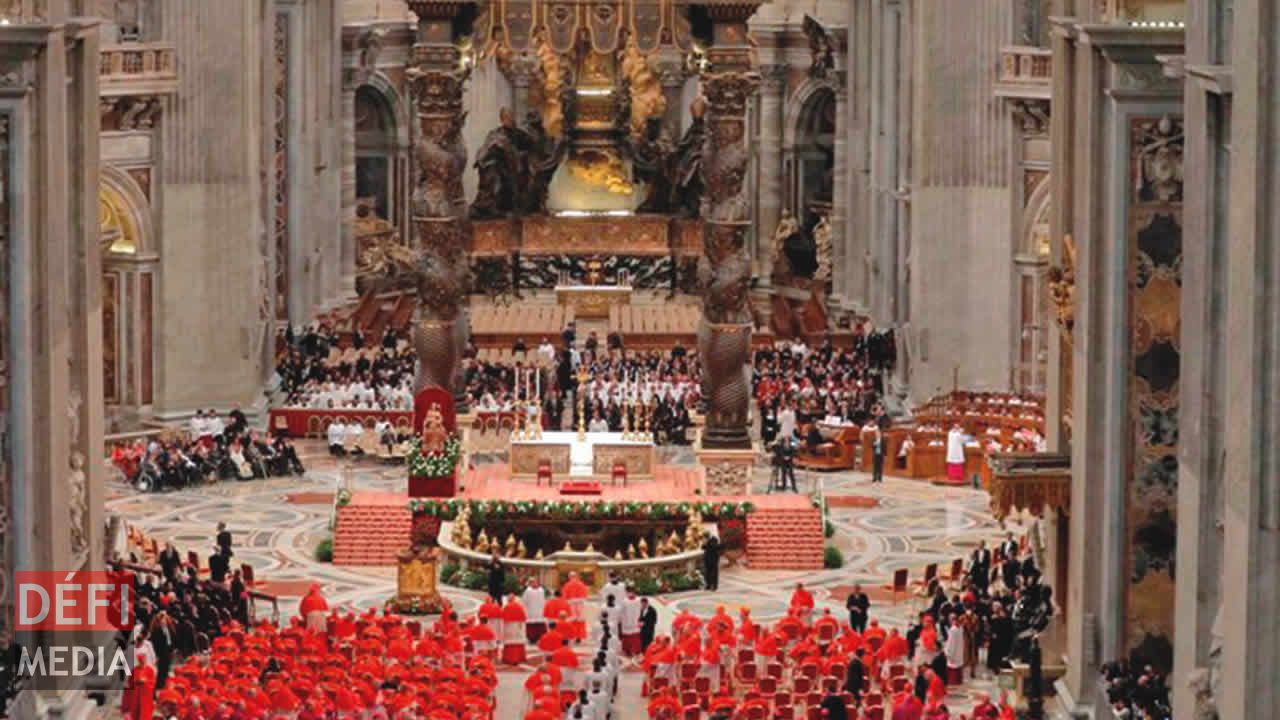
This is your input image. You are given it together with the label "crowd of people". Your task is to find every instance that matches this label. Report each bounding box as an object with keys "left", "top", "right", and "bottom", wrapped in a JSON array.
[
  {"left": 1102, "top": 661, "right": 1171, "bottom": 720},
  {"left": 274, "top": 323, "right": 416, "bottom": 410},
  {"left": 755, "top": 334, "right": 889, "bottom": 449},
  {"left": 120, "top": 524, "right": 253, "bottom": 705},
  {"left": 111, "top": 410, "right": 304, "bottom": 492},
  {"left": 114, "top": 523, "right": 1036, "bottom": 720},
  {"left": 896, "top": 533, "right": 1054, "bottom": 692}
]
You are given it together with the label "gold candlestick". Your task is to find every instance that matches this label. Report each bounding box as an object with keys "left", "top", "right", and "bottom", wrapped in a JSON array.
[{"left": 622, "top": 399, "right": 632, "bottom": 440}]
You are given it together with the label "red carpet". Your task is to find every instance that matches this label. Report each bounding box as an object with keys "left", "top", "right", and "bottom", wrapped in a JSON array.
[
  {"left": 285, "top": 491, "right": 334, "bottom": 505},
  {"left": 826, "top": 495, "right": 881, "bottom": 509}
]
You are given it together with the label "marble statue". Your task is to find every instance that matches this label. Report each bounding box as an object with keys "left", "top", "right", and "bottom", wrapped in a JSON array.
[{"left": 813, "top": 214, "right": 833, "bottom": 281}]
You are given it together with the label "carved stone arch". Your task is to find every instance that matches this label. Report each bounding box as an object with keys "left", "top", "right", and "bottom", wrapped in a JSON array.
[
  {"left": 357, "top": 71, "right": 410, "bottom": 149},
  {"left": 99, "top": 164, "right": 154, "bottom": 256},
  {"left": 1022, "top": 173, "right": 1052, "bottom": 258},
  {"left": 781, "top": 78, "right": 837, "bottom": 275},
  {"left": 356, "top": 72, "right": 411, "bottom": 235},
  {"left": 782, "top": 76, "right": 837, "bottom": 152}
]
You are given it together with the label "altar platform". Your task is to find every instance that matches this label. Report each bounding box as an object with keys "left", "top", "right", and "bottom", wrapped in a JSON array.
[
  {"left": 510, "top": 430, "right": 655, "bottom": 480},
  {"left": 331, "top": 462, "right": 824, "bottom": 569}
]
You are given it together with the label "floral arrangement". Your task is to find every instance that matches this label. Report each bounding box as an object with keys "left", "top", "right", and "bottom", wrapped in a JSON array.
[
  {"left": 406, "top": 435, "right": 461, "bottom": 478},
  {"left": 335, "top": 488, "right": 352, "bottom": 508},
  {"left": 407, "top": 498, "right": 755, "bottom": 521},
  {"left": 384, "top": 594, "right": 445, "bottom": 616}
]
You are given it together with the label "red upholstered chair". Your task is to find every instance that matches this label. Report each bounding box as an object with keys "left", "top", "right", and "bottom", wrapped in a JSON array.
[
  {"left": 882, "top": 568, "right": 909, "bottom": 604},
  {"left": 537, "top": 460, "right": 553, "bottom": 486},
  {"left": 693, "top": 676, "right": 711, "bottom": 696},
  {"left": 865, "top": 705, "right": 885, "bottom": 720},
  {"left": 911, "top": 563, "right": 939, "bottom": 596},
  {"left": 611, "top": 461, "right": 627, "bottom": 487},
  {"left": 681, "top": 705, "right": 701, "bottom": 720},
  {"left": 241, "top": 563, "right": 256, "bottom": 586}
]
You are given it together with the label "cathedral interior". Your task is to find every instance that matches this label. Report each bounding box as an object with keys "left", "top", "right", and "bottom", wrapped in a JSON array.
[{"left": 0, "top": 0, "right": 1277, "bottom": 718}]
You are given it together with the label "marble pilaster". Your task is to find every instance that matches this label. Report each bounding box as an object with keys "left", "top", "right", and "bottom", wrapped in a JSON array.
[
  {"left": 1216, "top": 1, "right": 1280, "bottom": 717},
  {"left": 756, "top": 63, "right": 786, "bottom": 282},
  {"left": 341, "top": 76, "right": 358, "bottom": 297},
  {"left": 829, "top": 71, "right": 848, "bottom": 303}
]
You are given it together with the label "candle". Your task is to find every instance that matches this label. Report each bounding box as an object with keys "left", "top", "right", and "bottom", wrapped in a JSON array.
[{"left": 535, "top": 368, "right": 541, "bottom": 400}]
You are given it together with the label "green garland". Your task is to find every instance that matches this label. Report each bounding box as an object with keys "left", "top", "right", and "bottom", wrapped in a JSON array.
[
  {"left": 407, "top": 497, "right": 755, "bottom": 521},
  {"left": 406, "top": 435, "right": 462, "bottom": 478}
]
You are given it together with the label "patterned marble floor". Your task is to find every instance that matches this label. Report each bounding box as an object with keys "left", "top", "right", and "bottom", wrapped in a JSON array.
[{"left": 106, "top": 441, "right": 1025, "bottom": 717}]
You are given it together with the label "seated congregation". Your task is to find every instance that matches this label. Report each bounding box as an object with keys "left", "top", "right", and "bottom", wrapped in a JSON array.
[{"left": 111, "top": 410, "right": 304, "bottom": 492}]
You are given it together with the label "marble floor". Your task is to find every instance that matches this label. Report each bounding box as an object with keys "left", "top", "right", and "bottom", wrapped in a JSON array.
[{"left": 106, "top": 441, "right": 1026, "bottom": 717}]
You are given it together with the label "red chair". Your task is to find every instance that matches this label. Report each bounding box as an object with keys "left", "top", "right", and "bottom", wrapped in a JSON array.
[
  {"left": 766, "top": 663, "right": 784, "bottom": 680},
  {"left": 737, "top": 648, "right": 755, "bottom": 665},
  {"left": 805, "top": 692, "right": 823, "bottom": 708},
  {"left": 735, "top": 662, "right": 758, "bottom": 684},
  {"left": 537, "top": 460, "right": 553, "bottom": 486},
  {"left": 757, "top": 676, "right": 778, "bottom": 700},
  {"left": 882, "top": 568, "right": 908, "bottom": 604},
  {"left": 911, "top": 563, "right": 939, "bottom": 595},
  {"left": 773, "top": 705, "right": 795, "bottom": 720},
  {"left": 693, "top": 676, "right": 711, "bottom": 697},
  {"left": 680, "top": 691, "right": 699, "bottom": 709},
  {"left": 241, "top": 563, "right": 256, "bottom": 586},
  {"left": 793, "top": 676, "right": 812, "bottom": 695},
  {"left": 611, "top": 460, "right": 628, "bottom": 487},
  {"left": 806, "top": 706, "right": 824, "bottom": 720},
  {"left": 820, "top": 676, "right": 839, "bottom": 693},
  {"left": 743, "top": 702, "right": 767, "bottom": 720},
  {"left": 799, "top": 663, "right": 819, "bottom": 680},
  {"left": 889, "top": 664, "right": 906, "bottom": 679},
  {"left": 773, "top": 691, "right": 792, "bottom": 708},
  {"left": 679, "top": 664, "right": 700, "bottom": 687},
  {"left": 944, "top": 557, "right": 965, "bottom": 587},
  {"left": 681, "top": 705, "right": 701, "bottom": 720},
  {"left": 865, "top": 692, "right": 884, "bottom": 707},
  {"left": 865, "top": 705, "right": 885, "bottom": 720}
]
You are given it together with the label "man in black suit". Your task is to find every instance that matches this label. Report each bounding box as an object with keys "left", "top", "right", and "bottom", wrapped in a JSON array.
[
  {"left": 209, "top": 549, "right": 228, "bottom": 583},
  {"left": 216, "top": 522, "right": 233, "bottom": 559},
  {"left": 702, "top": 535, "right": 721, "bottom": 591},
  {"left": 150, "top": 610, "right": 175, "bottom": 688},
  {"left": 638, "top": 598, "right": 658, "bottom": 651},
  {"left": 844, "top": 648, "right": 866, "bottom": 702},
  {"left": 158, "top": 542, "right": 182, "bottom": 583},
  {"left": 999, "top": 531, "right": 1019, "bottom": 563},
  {"left": 845, "top": 584, "right": 870, "bottom": 633},
  {"left": 971, "top": 540, "right": 992, "bottom": 592}
]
